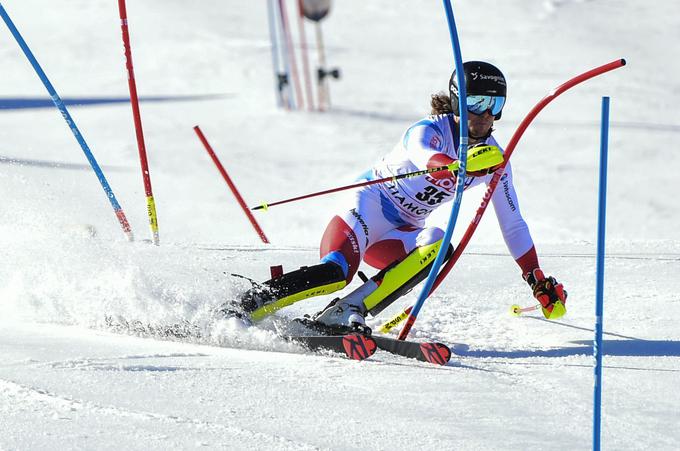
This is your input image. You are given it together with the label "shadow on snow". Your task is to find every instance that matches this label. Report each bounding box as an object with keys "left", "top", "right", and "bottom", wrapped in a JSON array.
[
  {"left": 0, "top": 93, "right": 231, "bottom": 110},
  {"left": 451, "top": 339, "right": 680, "bottom": 359}
]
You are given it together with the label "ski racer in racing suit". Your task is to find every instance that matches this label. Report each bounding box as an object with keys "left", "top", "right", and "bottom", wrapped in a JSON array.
[{"left": 233, "top": 61, "right": 567, "bottom": 331}]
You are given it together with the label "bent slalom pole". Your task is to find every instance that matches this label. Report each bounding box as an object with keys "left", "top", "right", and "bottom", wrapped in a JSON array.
[
  {"left": 0, "top": 3, "right": 133, "bottom": 241},
  {"left": 430, "top": 59, "right": 626, "bottom": 294},
  {"left": 251, "top": 144, "right": 502, "bottom": 210},
  {"left": 396, "top": 0, "right": 469, "bottom": 341},
  {"left": 118, "top": 0, "right": 160, "bottom": 245},
  {"left": 394, "top": 59, "right": 626, "bottom": 339}
]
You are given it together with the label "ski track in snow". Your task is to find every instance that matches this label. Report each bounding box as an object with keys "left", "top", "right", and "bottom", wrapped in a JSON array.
[{"left": 0, "top": 378, "right": 319, "bottom": 450}]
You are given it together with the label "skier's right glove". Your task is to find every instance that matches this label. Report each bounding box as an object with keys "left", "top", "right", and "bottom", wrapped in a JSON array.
[{"left": 523, "top": 269, "right": 567, "bottom": 320}]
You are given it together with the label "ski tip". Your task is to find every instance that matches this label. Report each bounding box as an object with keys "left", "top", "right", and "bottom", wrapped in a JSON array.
[
  {"left": 419, "top": 342, "right": 451, "bottom": 365},
  {"left": 342, "top": 334, "right": 377, "bottom": 361}
]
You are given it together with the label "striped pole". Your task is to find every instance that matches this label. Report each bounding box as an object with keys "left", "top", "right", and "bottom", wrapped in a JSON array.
[
  {"left": 118, "top": 0, "right": 160, "bottom": 245},
  {"left": 593, "top": 96, "right": 610, "bottom": 451},
  {"left": 397, "top": 0, "right": 469, "bottom": 340},
  {"left": 0, "top": 2, "right": 133, "bottom": 241},
  {"left": 193, "top": 126, "right": 270, "bottom": 244}
]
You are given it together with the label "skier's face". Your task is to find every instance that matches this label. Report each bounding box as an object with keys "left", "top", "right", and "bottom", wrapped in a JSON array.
[{"left": 467, "top": 110, "right": 495, "bottom": 137}]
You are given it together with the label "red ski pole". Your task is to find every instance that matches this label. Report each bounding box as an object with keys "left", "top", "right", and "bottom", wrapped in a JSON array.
[
  {"left": 194, "top": 126, "right": 270, "bottom": 244},
  {"left": 118, "top": 0, "right": 160, "bottom": 245},
  {"left": 251, "top": 144, "right": 503, "bottom": 210}
]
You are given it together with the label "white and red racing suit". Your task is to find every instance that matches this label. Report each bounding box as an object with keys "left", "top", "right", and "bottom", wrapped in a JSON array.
[{"left": 320, "top": 113, "right": 539, "bottom": 282}]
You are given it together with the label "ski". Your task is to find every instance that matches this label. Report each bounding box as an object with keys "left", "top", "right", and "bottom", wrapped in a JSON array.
[
  {"left": 289, "top": 317, "right": 451, "bottom": 365},
  {"left": 106, "top": 313, "right": 448, "bottom": 364},
  {"left": 372, "top": 335, "right": 451, "bottom": 365},
  {"left": 288, "top": 333, "right": 377, "bottom": 361}
]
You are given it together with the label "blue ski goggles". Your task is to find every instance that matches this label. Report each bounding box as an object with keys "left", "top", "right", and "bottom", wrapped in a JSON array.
[{"left": 466, "top": 95, "right": 506, "bottom": 116}]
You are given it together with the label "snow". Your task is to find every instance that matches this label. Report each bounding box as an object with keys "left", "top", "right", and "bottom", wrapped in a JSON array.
[{"left": 1, "top": 0, "right": 679, "bottom": 449}]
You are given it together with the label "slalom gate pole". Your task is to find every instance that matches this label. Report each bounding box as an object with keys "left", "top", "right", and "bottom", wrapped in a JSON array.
[
  {"left": 278, "top": 0, "right": 304, "bottom": 110},
  {"left": 295, "top": 0, "right": 314, "bottom": 111},
  {"left": 396, "top": 0, "right": 469, "bottom": 341},
  {"left": 593, "top": 96, "right": 610, "bottom": 451},
  {"left": 266, "top": 0, "right": 284, "bottom": 108},
  {"left": 384, "top": 59, "right": 626, "bottom": 335},
  {"left": 193, "top": 126, "right": 270, "bottom": 244},
  {"left": 0, "top": 3, "right": 134, "bottom": 241},
  {"left": 118, "top": 0, "right": 160, "bottom": 245}
]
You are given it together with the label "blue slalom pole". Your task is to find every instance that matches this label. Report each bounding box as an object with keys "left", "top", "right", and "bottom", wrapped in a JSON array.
[
  {"left": 0, "top": 3, "right": 133, "bottom": 241},
  {"left": 593, "top": 96, "right": 610, "bottom": 451},
  {"left": 398, "top": 0, "right": 468, "bottom": 340}
]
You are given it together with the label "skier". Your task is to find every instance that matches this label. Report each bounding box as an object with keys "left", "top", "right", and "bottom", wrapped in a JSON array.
[{"left": 232, "top": 61, "right": 567, "bottom": 332}]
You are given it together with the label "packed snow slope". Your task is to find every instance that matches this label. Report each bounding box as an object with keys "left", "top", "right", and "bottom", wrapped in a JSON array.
[{"left": 1, "top": 0, "right": 679, "bottom": 449}]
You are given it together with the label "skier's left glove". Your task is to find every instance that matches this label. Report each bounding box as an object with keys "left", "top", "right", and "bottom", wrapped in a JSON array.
[
  {"left": 465, "top": 143, "right": 505, "bottom": 177},
  {"left": 523, "top": 269, "right": 567, "bottom": 320},
  {"left": 428, "top": 144, "right": 504, "bottom": 180}
]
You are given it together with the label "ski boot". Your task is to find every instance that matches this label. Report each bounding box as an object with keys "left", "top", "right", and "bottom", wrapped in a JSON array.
[
  {"left": 295, "top": 240, "right": 453, "bottom": 334},
  {"left": 218, "top": 262, "right": 347, "bottom": 323}
]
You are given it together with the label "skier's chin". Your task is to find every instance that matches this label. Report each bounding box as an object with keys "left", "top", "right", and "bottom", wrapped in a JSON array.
[{"left": 469, "top": 124, "right": 492, "bottom": 139}]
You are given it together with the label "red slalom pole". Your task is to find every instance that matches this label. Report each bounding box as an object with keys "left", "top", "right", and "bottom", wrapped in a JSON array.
[
  {"left": 118, "top": 0, "right": 160, "bottom": 245},
  {"left": 193, "top": 126, "right": 270, "bottom": 244},
  {"left": 397, "top": 59, "right": 626, "bottom": 340}
]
